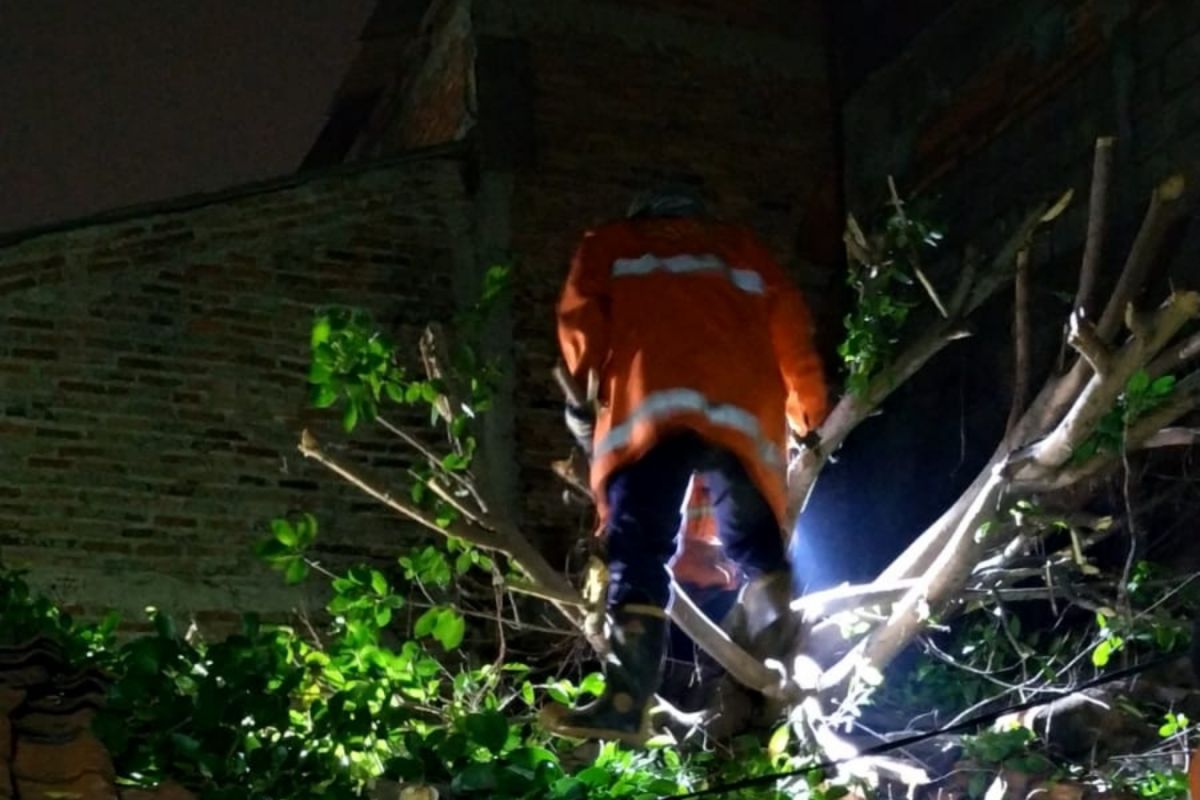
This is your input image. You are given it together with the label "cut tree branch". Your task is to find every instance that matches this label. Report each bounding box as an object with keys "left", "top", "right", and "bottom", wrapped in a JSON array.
[
  {"left": 1096, "top": 174, "right": 1186, "bottom": 343},
  {"left": 1075, "top": 137, "right": 1115, "bottom": 319},
  {"left": 1066, "top": 309, "right": 1111, "bottom": 377},
  {"left": 1022, "top": 291, "right": 1200, "bottom": 473},
  {"left": 1006, "top": 247, "right": 1033, "bottom": 439}
]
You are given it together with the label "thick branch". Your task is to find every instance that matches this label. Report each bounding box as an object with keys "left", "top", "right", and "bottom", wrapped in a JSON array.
[
  {"left": 820, "top": 468, "right": 1013, "bottom": 697},
  {"left": 1066, "top": 309, "right": 1111, "bottom": 376},
  {"left": 1140, "top": 427, "right": 1200, "bottom": 448},
  {"left": 303, "top": 426, "right": 790, "bottom": 700},
  {"left": 1148, "top": 330, "right": 1200, "bottom": 378},
  {"left": 670, "top": 579, "right": 799, "bottom": 701},
  {"left": 790, "top": 201, "right": 1052, "bottom": 527},
  {"left": 1075, "top": 137, "right": 1115, "bottom": 318},
  {"left": 1013, "top": 369, "right": 1200, "bottom": 492},
  {"left": 1006, "top": 247, "right": 1033, "bottom": 439},
  {"left": 1096, "top": 174, "right": 1186, "bottom": 342},
  {"left": 1022, "top": 291, "right": 1200, "bottom": 472}
]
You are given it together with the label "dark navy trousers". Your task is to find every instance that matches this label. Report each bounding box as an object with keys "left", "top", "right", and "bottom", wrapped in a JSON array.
[{"left": 605, "top": 433, "right": 788, "bottom": 609}]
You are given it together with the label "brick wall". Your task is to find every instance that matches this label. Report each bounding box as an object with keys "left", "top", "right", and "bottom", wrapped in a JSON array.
[
  {"left": 0, "top": 0, "right": 845, "bottom": 618},
  {"left": 843, "top": 0, "right": 1200, "bottom": 266},
  {"left": 798, "top": 0, "right": 1200, "bottom": 586},
  {"left": 0, "top": 148, "right": 473, "bottom": 627}
]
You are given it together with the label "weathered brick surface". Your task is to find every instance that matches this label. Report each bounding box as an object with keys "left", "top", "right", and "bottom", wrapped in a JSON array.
[
  {"left": 0, "top": 151, "right": 471, "bottom": 624},
  {"left": 0, "top": 0, "right": 842, "bottom": 618},
  {"left": 802, "top": 0, "right": 1200, "bottom": 585},
  {"left": 843, "top": 0, "right": 1200, "bottom": 268}
]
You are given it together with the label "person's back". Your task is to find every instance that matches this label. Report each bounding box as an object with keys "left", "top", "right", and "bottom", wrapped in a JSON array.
[
  {"left": 545, "top": 187, "right": 827, "bottom": 744},
  {"left": 560, "top": 211, "right": 825, "bottom": 523}
]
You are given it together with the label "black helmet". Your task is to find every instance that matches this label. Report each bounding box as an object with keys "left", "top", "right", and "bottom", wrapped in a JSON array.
[{"left": 626, "top": 184, "right": 708, "bottom": 219}]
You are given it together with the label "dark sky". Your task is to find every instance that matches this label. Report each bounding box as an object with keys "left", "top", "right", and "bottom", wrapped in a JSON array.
[{"left": 0, "top": 1, "right": 376, "bottom": 235}]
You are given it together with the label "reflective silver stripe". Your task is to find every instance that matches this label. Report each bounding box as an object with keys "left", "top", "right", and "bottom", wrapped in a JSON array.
[
  {"left": 611, "top": 253, "right": 765, "bottom": 296},
  {"left": 596, "top": 388, "right": 783, "bottom": 468}
]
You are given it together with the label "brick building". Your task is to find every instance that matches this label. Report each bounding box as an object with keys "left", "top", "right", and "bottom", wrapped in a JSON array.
[
  {"left": 2, "top": 0, "right": 1198, "bottom": 623},
  {"left": 0, "top": 0, "right": 839, "bottom": 625}
]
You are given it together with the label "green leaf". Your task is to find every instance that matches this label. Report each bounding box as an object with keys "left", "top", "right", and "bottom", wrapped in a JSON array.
[
  {"left": 414, "top": 608, "right": 439, "bottom": 638},
  {"left": 384, "top": 381, "right": 406, "bottom": 404},
  {"left": 455, "top": 550, "right": 474, "bottom": 576},
  {"left": 579, "top": 672, "right": 606, "bottom": 698},
  {"left": 1127, "top": 369, "right": 1151, "bottom": 395},
  {"left": 254, "top": 538, "right": 289, "bottom": 561},
  {"left": 433, "top": 609, "right": 466, "bottom": 651},
  {"left": 284, "top": 558, "right": 309, "bottom": 585},
  {"left": 297, "top": 512, "right": 318, "bottom": 547},
  {"left": 311, "top": 316, "right": 332, "bottom": 347},
  {"left": 767, "top": 723, "right": 790, "bottom": 757},
  {"left": 370, "top": 570, "right": 388, "bottom": 596},
  {"left": 466, "top": 709, "right": 509, "bottom": 754},
  {"left": 271, "top": 518, "right": 298, "bottom": 547},
  {"left": 375, "top": 606, "right": 393, "bottom": 628},
  {"left": 308, "top": 361, "right": 333, "bottom": 385},
  {"left": 343, "top": 400, "right": 360, "bottom": 432},
  {"left": 311, "top": 384, "right": 338, "bottom": 408},
  {"left": 1150, "top": 374, "right": 1177, "bottom": 397},
  {"left": 1093, "top": 638, "right": 1117, "bottom": 667},
  {"left": 452, "top": 763, "right": 498, "bottom": 793}
]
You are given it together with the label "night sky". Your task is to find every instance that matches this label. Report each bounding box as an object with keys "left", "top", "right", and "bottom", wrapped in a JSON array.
[{"left": 0, "top": 1, "right": 375, "bottom": 235}]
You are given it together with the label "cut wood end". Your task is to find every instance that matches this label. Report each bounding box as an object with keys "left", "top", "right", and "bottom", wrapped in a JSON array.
[
  {"left": 1159, "top": 174, "right": 1186, "bottom": 202},
  {"left": 1173, "top": 289, "right": 1200, "bottom": 316},
  {"left": 1040, "top": 188, "right": 1075, "bottom": 223},
  {"left": 1095, "top": 136, "right": 1115, "bottom": 150},
  {"left": 299, "top": 428, "right": 318, "bottom": 453}
]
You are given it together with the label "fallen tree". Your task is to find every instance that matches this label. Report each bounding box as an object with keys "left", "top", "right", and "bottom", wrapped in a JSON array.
[{"left": 287, "top": 137, "right": 1200, "bottom": 793}]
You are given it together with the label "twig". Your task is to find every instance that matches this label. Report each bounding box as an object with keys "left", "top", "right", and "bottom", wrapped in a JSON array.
[
  {"left": 299, "top": 429, "right": 506, "bottom": 551},
  {"left": 376, "top": 414, "right": 490, "bottom": 516},
  {"left": 888, "top": 175, "right": 948, "bottom": 318}
]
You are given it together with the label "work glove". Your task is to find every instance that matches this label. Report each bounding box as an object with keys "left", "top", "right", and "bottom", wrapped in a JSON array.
[{"left": 564, "top": 403, "right": 596, "bottom": 457}]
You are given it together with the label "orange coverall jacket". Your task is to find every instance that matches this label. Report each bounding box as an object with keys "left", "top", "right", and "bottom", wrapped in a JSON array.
[{"left": 557, "top": 215, "right": 828, "bottom": 526}]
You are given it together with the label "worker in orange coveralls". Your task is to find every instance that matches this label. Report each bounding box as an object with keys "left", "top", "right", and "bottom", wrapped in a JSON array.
[{"left": 542, "top": 186, "right": 828, "bottom": 743}]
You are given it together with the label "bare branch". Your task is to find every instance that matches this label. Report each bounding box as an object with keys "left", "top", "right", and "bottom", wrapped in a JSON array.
[
  {"left": 1066, "top": 309, "right": 1110, "bottom": 377},
  {"left": 1075, "top": 137, "right": 1115, "bottom": 319},
  {"left": 1021, "top": 291, "right": 1200, "bottom": 473},
  {"left": 669, "top": 579, "right": 801, "bottom": 701},
  {"left": 1148, "top": 330, "right": 1200, "bottom": 378},
  {"left": 551, "top": 450, "right": 591, "bottom": 498},
  {"left": 1006, "top": 247, "right": 1033, "bottom": 440},
  {"left": 1012, "top": 369, "right": 1200, "bottom": 492},
  {"left": 1139, "top": 427, "right": 1200, "bottom": 449},
  {"left": 298, "top": 429, "right": 506, "bottom": 552},
  {"left": 1096, "top": 174, "right": 1186, "bottom": 342},
  {"left": 419, "top": 323, "right": 462, "bottom": 437}
]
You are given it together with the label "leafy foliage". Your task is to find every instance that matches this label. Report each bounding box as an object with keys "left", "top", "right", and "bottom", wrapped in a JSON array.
[
  {"left": 1073, "top": 370, "right": 1176, "bottom": 462},
  {"left": 838, "top": 203, "right": 944, "bottom": 396}
]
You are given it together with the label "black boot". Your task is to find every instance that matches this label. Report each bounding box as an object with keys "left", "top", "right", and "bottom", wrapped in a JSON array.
[
  {"left": 540, "top": 605, "right": 666, "bottom": 746},
  {"left": 724, "top": 571, "right": 798, "bottom": 661}
]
